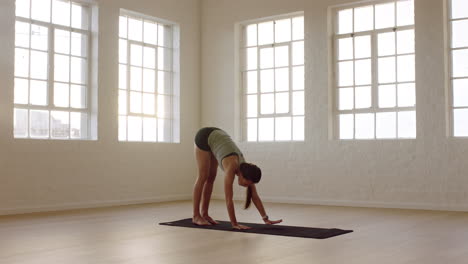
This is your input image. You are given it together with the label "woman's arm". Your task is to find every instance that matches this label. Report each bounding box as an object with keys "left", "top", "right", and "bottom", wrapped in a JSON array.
[
  {"left": 250, "top": 184, "right": 282, "bottom": 225},
  {"left": 224, "top": 167, "right": 251, "bottom": 230}
]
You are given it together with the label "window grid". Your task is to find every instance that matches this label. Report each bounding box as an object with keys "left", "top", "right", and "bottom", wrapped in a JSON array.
[
  {"left": 14, "top": 0, "right": 91, "bottom": 140},
  {"left": 118, "top": 13, "right": 175, "bottom": 142},
  {"left": 333, "top": 0, "right": 416, "bottom": 140},
  {"left": 241, "top": 15, "right": 305, "bottom": 142},
  {"left": 448, "top": 0, "right": 468, "bottom": 137}
]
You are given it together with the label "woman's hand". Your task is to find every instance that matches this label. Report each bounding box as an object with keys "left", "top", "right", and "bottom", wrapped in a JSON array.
[
  {"left": 232, "top": 224, "right": 251, "bottom": 230},
  {"left": 264, "top": 219, "right": 282, "bottom": 225}
]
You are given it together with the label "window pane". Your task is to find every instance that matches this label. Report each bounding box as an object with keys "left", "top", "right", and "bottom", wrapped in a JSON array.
[
  {"left": 16, "top": 0, "right": 30, "bottom": 18},
  {"left": 292, "top": 17, "right": 304, "bottom": 41},
  {"left": 338, "top": 37, "right": 353, "bottom": 60},
  {"left": 291, "top": 41, "right": 303, "bottom": 66},
  {"left": 275, "top": 117, "right": 291, "bottom": 140},
  {"left": 245, "top": 71, "right": 257, "bottom": 94},
  {"left": 31, "top": 25, "right": 48, "bottom": 51},
  {"left": 339, "top": 114, "right": 354, "bottom": 139},
  {"left": 398, "top": 111, "right": 416, "bottom": 138},
  {"left": 31, "top": 51, "right": 48, "bottom": 80},
  {"left": 355, "top": 113, "right": 374, "bottom": 139},
  {"left": 452, "top": 49, "right": 468, "bottom": 78},
  {"left": 354, "top": 6, "right": 373, "bottom": 32},
  {"left": 128, "top": 18, "right": 143, "bottom": 41},
  {"left": 275, "top": 92, "right": 289, "bottom": 114},
  {"left": 119, "top": 90, "right": 127, "bottom": 115},
  {"left": 55, "top": 54, "right": 70, "bottom": 82},
  {"left": 119, "top": 64, "right": 127, "bottom": 89},
  {"left": 143, "top": 47, "right": 156, "bottom": 69},
  {"left": 292, "top": 91, "right": 304, "bottom": 115},
  {"left": 119, "top": 16, "right": 127, "bottom": 38},
  {"left": 454, "top": 109, "right": 468, "bottom": 136},
  {"left": 71, "top": 32, "right": 87, "bottom": 57},
  {"left": 130, "top": 91, "right": 142, "bottom": 114},
  {"left": 275, "top": 18, "right": 291, "bottom": 43},
  {"left": 118, "top": 116, "right": 127, "bottom": 141},
  {"left": 128, "top": 116, "right": 142, "bottom": 141},
  {"left": 260, "top": 93, "right": 274, "bottom": 114},
  {"left": 397, "top": 0, "right": 414, "bottom": 26},
  {"left": 158, "top": 47, "right": 171, "bottom": 71},
  {"left": 55, "top": 29, "right": 70, "bottom": 54},
  {"left": 275, "top": 68, "right": 288, "bottom": 92},
  {"left": 14, "top": 78, "right": 29, "bottom": 104},
  {"left": 130, "top": 66, "right": 142, "bottom": 91},
  {"left": 71, "top": 4, "right": 88, "bottom": 30},
  {"left": 157, "top": 118, "right": 171, "bottom": 142},
  {"left": 292, "top": 116, "right": 304, "bottom": 141},
  {"left": 143, "top": 69, "right": 155, "bottom": 93},
  {"left": 14, "top": 108, "right": 29, "bottom": 138},
  {"left": 339, "top": 88, "right": 353, "bottom": 110},
  {"left": 338, "top": 9, "right": 353, "bottom": 34},
  {"left": 31, "top": 0, "right": 51, "bottom": 22},
  {"left": 378, "top": 32, "right": 395, "bottom": 56},
  {"left": 379, "top": 84, "right": 396, "bottom": 108},
  {"left": 451, "top": 0, "right": 468, "bottom": 19},
  {"left": 247, "top": 119, "right": 257, "bottom": 141},
  {"left": 70, "top": 112, "right": 87, "bottom": 139},
  {"left": 246, "top": 47, "right": 257, "bottom": 70},
  {"left": 30, "top": 110, "right": 49, "bottom": 138},
  {"left": 354, "top": 35, "right": 371, "bottom": 59},
  {"left": 355, "top": 86, "right": 371, "bottom": 109},
  {"left": 258, "top": 21, "right": 273, "bottom": 45},
  {"left": 144, "top": 21, "right": 158, "bottom": 45},
  {"left": 54, "top": 82, "right": 69, "bottom": 107},
  {"left": 375, "top": 2, "right": 395, "bottom": 29},
  {"left": 452, "top": 20, "right": 468, "bottom": 49},
  {"left": 51, "top": 111, "right": 70, "bottom": 139},
  {"left": 276, "top": 45, "right": 289, "bottom": 67},
  {"left": 70, "top": 84, "right": 86, "bottom": 108},
  {"left": 30, "top": 80, "right": 47, "bottom": 106},
  {"left": 398, "top": 83, "right": 416, "bottom": 107},
  {"left": 143, "top": 117, "right": 157, "bottom": 142},
  {"left": 143, "top": 93, "right": 155, "bottom": 115},
  {"left": 378, "top": 57, "right": 396, "bottom": 83},
  {"left": 247, "top": 95, "right": 257, "bottom": 118},
  {"left": 258, "top": 118, "right": 274, "bottom": 141},
  {"left": 158, "top": 71, "right": 171, "bottom": 94},
  {"left": 246, "top": 24, "right": 257, "bottom": 46},
  {"left": 355, "top": 59, "right": 371, "bottom": 85},
  {"left": 338, "top": 61, "right": 353, "bottom": 86},
  {"left": 397, "top": 29, "right": 415, "bottom": 54},
  {"left": 70, "top": 57, "right": 86, "bottom": 84},
  {"left": 376, "top": 112, "right": 396, "bottom": 139},
  {"left": 130, "top": 44, "right": 143, "bottom": 66},
  {"left": 453, "top": 79, "right": 468, "bottom": 107},
  {"left": 397, "top": 55, "right": 415, "bottom": 82},
  {"left": 157, "top": 95, "right": 171, "bottom": 118},
  {"left": 15, "top": 48, "right": 29, "bottom": 78},
  {"left": 292, "top": 66, "right": 304, "bottom": 91},
  {"left": 260, "top": 69, "right": 274, "bottom": 93},
  {"left": 15, "top": 21, "right": 30, "bottom": 48},
  {"left": 158, "top": 24, "right": 170, "bottom": 47},
  {"left": 52, "top": 0, "right": 70, "bottom": 27},
  {"left": 260, "top": 47, "right": 273, "bottom": 69},
  {"left": 119, "top": 39, "right": 127, "bottom": 64}
]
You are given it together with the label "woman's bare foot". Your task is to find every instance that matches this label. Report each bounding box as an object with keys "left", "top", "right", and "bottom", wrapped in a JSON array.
[
  {"left": 203, "top": 215, "right": 219, "bottom": 225},
  {"left": 192, "top": 215, "right": 211, "bottom": 226}
]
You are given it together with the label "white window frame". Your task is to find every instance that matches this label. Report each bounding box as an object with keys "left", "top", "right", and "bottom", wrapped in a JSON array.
[
  {"left": 239, "top": 12, "right": 305, "bottom": 142},
  {"left": 332, "top": 0, "right": 416, "bottom": 140},
  {"left": 14, "top": 0, "right": 96, "bottom": 140}
]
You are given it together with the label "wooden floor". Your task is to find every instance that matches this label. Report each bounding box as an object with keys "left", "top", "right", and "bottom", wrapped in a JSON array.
[{"left": 1, "top": 200, "right": 468, "bottom": 264}]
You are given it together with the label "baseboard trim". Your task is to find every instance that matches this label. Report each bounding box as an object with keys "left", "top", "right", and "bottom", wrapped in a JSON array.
[
  {"left": 0, "top": 194, "right": 192, "bottom": 216},
  {"left": 212, "top": 195, "right": 468, "bottom": 212}
]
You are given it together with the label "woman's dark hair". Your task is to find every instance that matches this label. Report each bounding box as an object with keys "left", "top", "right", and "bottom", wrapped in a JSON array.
[{"left": 240, "top": 163, "right": 261, "bottom": 209}]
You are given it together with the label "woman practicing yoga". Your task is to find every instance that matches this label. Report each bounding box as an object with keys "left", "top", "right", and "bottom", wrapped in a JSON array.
[{"left": 193, "top": 127, "right": 282, "bottom": 230}]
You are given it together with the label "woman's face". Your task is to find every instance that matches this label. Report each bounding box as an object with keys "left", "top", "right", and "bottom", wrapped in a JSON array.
[{"left": 237, "top": 173, "right": 253, "bottom": 187}]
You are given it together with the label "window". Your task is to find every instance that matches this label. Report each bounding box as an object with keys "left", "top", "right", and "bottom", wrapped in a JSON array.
[
  {"left": 333, "top": 0, "right": 416, "bottom": 140},
  {"left": 241, "top": 14, "right": 304, "bottom": 142},
  {"left": 449, "top": 0, "right": 468, "bottom": 137},
  {"left": 118, "top": 10, "right": 179, "bottom": 142},
  {"left": 14, "top": 0, "right": 94, "bottom": 139}
]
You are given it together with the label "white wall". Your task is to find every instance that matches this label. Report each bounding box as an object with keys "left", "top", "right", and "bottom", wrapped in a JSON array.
[
  {"left": 202, "top": 0, "right": 468, "bottom": 211},
  {"left": 0, "top": 0, "right": 201, "bottom": 215}
]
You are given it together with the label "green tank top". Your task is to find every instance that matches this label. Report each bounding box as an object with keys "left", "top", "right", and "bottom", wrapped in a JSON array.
[{"left": 208, "top": 129, "right": 245, "bottom": 171}]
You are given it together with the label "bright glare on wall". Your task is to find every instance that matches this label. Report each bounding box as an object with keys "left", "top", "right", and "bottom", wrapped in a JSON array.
[
  {"left": 334, "top": 0, "right": 416, "bottom": 140},
  {"left": 118, "top": 11, "right": 176, "bottom": 142},
  {"left": 449, "top": 0, "right": 468, "bottom": 137},
  {"left": 242, "top": 14, "right": 305, "bottom": 142},
  {"left": 14, "top": 0, "right": 91, "bottom": 139}
]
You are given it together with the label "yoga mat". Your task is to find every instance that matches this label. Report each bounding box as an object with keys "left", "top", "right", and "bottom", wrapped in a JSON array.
[{"left": 159, "top": 218, "right": 353, "bottom": 239}]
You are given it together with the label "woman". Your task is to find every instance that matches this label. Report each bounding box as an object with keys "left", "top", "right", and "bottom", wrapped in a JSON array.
[{"left": 192, "top": 127, "right": 282, "bottom": 230}]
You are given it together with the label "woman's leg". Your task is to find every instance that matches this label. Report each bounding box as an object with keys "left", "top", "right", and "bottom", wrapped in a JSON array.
[
  {"left": 201, "top": 153, "right": 219, "bottom": 224},
  {"left": 193, "top": 144, "right": 211, "bottom": 225}
]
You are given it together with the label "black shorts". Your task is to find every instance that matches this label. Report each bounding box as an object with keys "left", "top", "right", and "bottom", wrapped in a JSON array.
[{"left": 194, "top": 127, "right": 220, "bottom": 151}]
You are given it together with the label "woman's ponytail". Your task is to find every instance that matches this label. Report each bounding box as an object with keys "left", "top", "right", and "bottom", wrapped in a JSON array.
[{"left": 244, "top": 185, "right": 253, "bottom": 209}]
